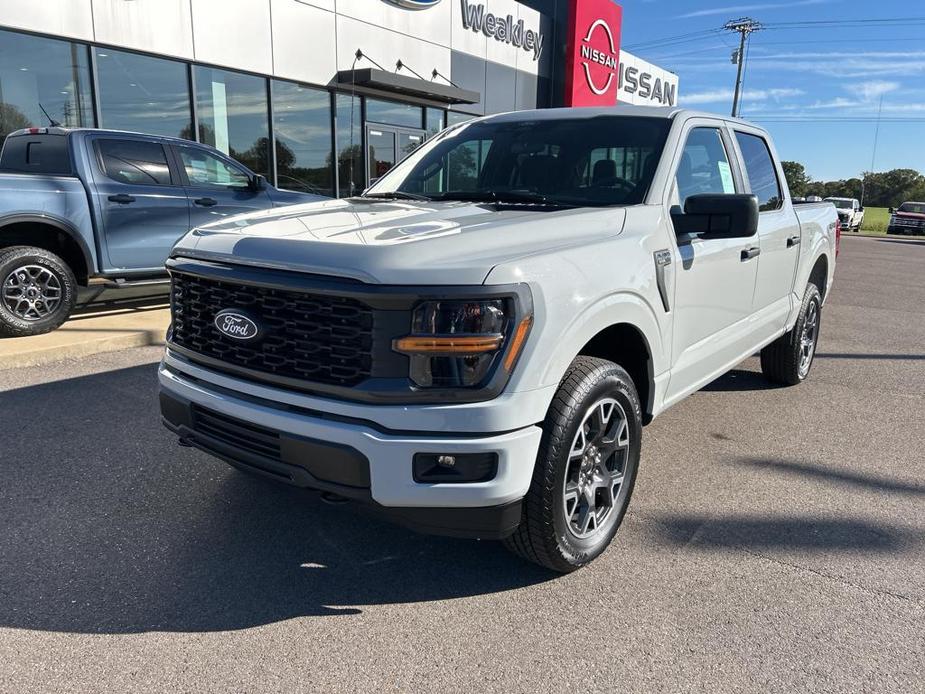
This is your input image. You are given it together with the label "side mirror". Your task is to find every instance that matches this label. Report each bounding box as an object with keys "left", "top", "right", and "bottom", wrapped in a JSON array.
[
  {"left": 671, "top": 194, "right": 759, "bottom": 238},
  {"left": 249, "top": 173, "right": 267, "bottom": 191},
  {"left": 888, "top": 207, "right": 894, "bottom": 214},
  {"left": 858, "top": 206, "right": 864, "bottom": 212}
]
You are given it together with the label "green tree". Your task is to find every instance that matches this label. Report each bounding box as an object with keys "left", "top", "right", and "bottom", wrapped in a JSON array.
[{"left": 781, "top": 160, "right": 811, "bottom": 197}]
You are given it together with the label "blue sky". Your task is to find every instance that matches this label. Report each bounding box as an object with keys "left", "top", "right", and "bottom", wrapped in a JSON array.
[{"left": 620, "top": 0, "right": 925, "bottom": 181}]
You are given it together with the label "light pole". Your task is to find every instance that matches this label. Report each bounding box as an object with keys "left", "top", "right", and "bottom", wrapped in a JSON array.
[{"left": 725, "top": 18, "right": 762, "bottom": 117}]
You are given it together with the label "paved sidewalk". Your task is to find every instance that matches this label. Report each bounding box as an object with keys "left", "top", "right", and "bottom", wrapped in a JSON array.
[{"left": 0, "top": 306, "right": 170, "bottom": 370}]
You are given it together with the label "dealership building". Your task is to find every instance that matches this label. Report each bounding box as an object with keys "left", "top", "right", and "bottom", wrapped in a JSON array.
[{"left": 0, "top": 0, "right": 678, "bottom": 197}]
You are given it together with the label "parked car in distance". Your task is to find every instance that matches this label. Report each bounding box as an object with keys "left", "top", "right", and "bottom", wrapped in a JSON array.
[
  {"left": 887, "top": 201, "right": 925, "bottom": 235},
  {"left": 825, "top": 197, "right": 864, "bottom": 231},
  {"left": 0, "top": 127, "right": 326, "bottom": 337},
  {"left": 159, "top": 106, "right": 838, "bottom": 572}
]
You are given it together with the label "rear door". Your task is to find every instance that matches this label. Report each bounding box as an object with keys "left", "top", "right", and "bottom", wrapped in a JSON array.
[
  {"left": 731, "top": 128, "right": 800, "bottom": 339},
  {"left": 88, "top": 136, "right": 190, "bottom": 271},
  {"left": 665, "top": 121, "right": 760, "bottom": 401},
  {"left": 171, "top": 143, "right": 271, "bottom": 228}
]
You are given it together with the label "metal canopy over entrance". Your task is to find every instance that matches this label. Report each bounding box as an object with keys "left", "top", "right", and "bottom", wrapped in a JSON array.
[{"left": 335, "top": 68, "right": 479, "bottom": 105}]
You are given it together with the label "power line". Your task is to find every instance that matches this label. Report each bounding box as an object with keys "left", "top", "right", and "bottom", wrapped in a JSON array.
[{"left": 622, "top": 28, "right": 723, "bottom": 51}]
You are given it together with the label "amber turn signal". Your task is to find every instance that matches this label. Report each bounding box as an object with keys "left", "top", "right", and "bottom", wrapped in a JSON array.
[
  {"left": 393, "top": 334, "right": 505, "bottom": 355},
  {"left": 503, "top": 315, "right": 533, "bottom": 370}
]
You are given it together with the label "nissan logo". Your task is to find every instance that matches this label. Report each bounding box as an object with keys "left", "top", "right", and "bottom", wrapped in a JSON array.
[
  {"left": 580, "top": 19, "right": 619, "bottom": 96},
  {"left": 214, "top": 309, "right": 261, "bottom": 341},
  {"left": 385, "top": 0, "right": 443, "bottom": 8}
]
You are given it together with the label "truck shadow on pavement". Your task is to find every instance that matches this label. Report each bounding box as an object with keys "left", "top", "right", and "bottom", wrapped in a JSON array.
[
  {"left": 648, "top": 456, "right": 923, "bottom": 552},
  {"left": 701, "top": 369, "right": 782, "bottom": 392},
  {"left": 0, "top": 363, "right": 552, "bottom": 635}
]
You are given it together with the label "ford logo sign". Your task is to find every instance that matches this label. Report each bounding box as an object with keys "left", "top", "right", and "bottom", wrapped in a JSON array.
[
  {"left": 214, "top": 309, "right": 260, "bottom": 341},
  {"left": 385, "top": 0, "right": 442, "bottom": 8}
]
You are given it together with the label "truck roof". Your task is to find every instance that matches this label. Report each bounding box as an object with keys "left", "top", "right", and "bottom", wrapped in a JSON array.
[
  {"left": 466, "top": 104, "right": 766, "bottom": 131},
  {"left": 5, "top": 126, "right": 196, "bottom": 146}
]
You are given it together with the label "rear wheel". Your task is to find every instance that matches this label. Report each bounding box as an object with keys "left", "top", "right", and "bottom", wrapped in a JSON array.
[
  {"left": 0, "top": 246, "right": 77, "bottom": 338},
  {"left": 504, "top": 356, "right": 642, "bottom": 573},
  {"left": 760, "top": 283, "right": 822, "bottom": 385}
]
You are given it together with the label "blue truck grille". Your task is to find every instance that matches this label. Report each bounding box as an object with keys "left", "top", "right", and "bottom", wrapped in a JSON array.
[{"left": 170, "top": 271, "right": 374, "bottom": 387}]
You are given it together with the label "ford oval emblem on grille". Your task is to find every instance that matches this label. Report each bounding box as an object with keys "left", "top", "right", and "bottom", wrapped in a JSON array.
[{"left": 214, "top": 310, "right": 261, "bottom": 341}]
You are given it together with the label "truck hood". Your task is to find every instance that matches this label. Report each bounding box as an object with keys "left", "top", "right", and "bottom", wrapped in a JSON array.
[
  {"left": 173, "top": 197, "right": 626, "bottom": 285},
  {"left": 894, "top": 211, "right": 925, "bottom": 220}
]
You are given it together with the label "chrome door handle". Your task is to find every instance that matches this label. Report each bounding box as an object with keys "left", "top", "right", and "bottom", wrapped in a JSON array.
[
  {"left": 741, "top": 246, "right": 761, "bottom": 261},
  {"left": 787, "top": 235, "right": 801, "bottom": 247}
]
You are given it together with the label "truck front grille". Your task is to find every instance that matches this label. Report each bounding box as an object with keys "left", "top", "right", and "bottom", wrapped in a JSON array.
[{"left": 170, "top": 271, "right": 374, "bottom": 387}]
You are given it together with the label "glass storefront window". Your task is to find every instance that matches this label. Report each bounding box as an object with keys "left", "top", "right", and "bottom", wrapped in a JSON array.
[
  {"left": 425, "top": 108, "right": 445, "bottom": 137},
  {"left": 194, "top": 66, "right": 270, "bottom": 176},
  {"left": 95, "top": 48, "right": 192, "bottom": 139},
  {"left": 0, "top": 29, "right": 93, "bottom": 140},
  {"left": 272, "top": 81, "right": 333, "bottom": 196},
  {"left": 335, "top": 93, "right": 362, "bottom": 197},
  {"left": 447, "top": 111, "right": 475, "bottom": 127},
  {"left": 366, "top": 98, "right": 422, "bottom": 129}
]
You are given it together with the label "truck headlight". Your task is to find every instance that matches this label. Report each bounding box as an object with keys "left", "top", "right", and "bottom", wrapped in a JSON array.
[{"left": 393, "top": 299, "right": 532, "bottom": 388}]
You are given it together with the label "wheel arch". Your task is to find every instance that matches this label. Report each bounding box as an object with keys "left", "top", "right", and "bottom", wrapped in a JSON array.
[
  {"left": 577, "top": 322, "right": 655, "bottom": 423},
  {"left": 539, "top": 293, "right": 665, "bottom": 423},
  {"left": 807, "top": 252, "right": 829, "bottom": 301},
  {"left": 0, "top": 214, "right": 93, "bottom": 285}
]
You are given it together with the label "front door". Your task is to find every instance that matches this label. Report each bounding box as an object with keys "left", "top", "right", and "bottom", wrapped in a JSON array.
[
  {"left": 665, "top": 124, "right": 760, "bottom": 402},
  {"left": 172, "top": 144, "right": 272, "bottom": 229},
  {"left": 89, "top": 137, "right": 190, "bottom": 272},
  {"left": 366, "top": 125, "right": 424, "bottom": 186}
]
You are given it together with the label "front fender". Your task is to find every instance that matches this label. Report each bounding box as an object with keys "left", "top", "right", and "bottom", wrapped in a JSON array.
[{"left": 537, "top": 290, "right": 666, "bottom": 390}]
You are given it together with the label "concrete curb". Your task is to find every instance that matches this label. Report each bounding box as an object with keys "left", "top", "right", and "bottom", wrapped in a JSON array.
[{"left": 0, "top": 308, "right": 170, "bottom": 371}]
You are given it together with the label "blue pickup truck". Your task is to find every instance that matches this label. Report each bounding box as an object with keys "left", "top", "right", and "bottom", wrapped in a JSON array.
[{"left": 0, "top": 127, "right": 325, "bottom": 337}]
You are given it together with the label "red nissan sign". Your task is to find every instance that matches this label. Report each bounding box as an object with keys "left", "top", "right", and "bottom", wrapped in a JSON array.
[{"left": 564, "top": 0, "right": 623, "bottom": 107}]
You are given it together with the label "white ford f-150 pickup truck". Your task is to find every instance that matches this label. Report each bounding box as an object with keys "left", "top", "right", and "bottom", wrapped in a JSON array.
[{"left": 159, "top": 106, "right": 837, "bottom": 572}]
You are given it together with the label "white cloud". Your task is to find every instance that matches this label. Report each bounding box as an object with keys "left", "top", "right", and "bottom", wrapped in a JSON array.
[
  {"left": 857, "top": 80, "right": 899, "bottom": 101},
  {"left": 682, "top": 87, "right": 804, "bottom": 105},
  {"left": 678, "top": 0, "right": 827, "bottom": 19}
]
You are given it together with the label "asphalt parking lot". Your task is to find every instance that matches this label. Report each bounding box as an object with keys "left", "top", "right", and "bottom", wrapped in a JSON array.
[{"left": 1, "top": 235, "right": 922, "bottom": 693}]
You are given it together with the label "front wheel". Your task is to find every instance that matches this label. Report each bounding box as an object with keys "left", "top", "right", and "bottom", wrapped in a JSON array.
[
  {"left": 0, "top": 246, "right": 78, "bottom": 338},
  {"left": 503, "top": 356, "right": 642, "bottom": 573},
  {"left": 760, "top": 283, "right": 822, "bottom": 385}
]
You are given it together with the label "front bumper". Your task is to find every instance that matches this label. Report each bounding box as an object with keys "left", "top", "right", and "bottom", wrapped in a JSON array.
[{"left": 158, "top": 356, "right": 543, "bottom": 539}]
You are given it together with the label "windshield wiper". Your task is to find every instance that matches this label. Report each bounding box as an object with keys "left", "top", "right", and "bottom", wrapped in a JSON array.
[
  {"left": 430, "top": 190, "right": 574, "bottom": 207},
  {"left": 359, "top": 191, "right": 431, "bottom": 201}
]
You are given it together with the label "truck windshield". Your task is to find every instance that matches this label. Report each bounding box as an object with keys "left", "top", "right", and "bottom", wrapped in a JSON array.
[
  {"left": 364, "top": 116, "right": 671, "bottom": 208},
  {"left": 829, "top": 199, "right": 854, "bottom": 209},
  {"left": 898, "top": 202, "right": 925, "bottom": 214}
]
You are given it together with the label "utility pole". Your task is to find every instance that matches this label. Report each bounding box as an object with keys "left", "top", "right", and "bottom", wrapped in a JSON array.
[{"left": 725, "top": 17, "right": 762, "bottom": 117}]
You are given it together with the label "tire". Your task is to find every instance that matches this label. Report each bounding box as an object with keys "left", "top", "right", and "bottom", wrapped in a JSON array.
[
  {"left": 0, "top": 246, "right": 78, "bottom": 338},
  {"left": 503, "top": 356, "right": 642, "bottom": 573},
  {"left": 760, "top": 283, "right": 822, "bottom": 386}
]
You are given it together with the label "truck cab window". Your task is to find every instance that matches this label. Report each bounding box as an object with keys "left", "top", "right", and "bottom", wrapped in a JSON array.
[
  {"left": 676, "top": 127, "right": 735, "bottom": 205},
  {"left": 734, "top": 132, "right": 783, "bottom": 211},
  {"left": 179, "top": 148, "right": 250, "bottom": 189},
  {"left": 97, "top": 139, "right": 172, "bottom": 185}
]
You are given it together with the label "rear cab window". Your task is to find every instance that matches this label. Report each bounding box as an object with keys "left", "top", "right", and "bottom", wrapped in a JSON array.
[
  {"left": 0, "top": 133, "right": 73, "bottom": 175},
  {"left": 734, "top": 131, "right": 783, "bottom": 212},
  {"left": 97, "top": 139, "right": 173, "bottom": 185}
]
